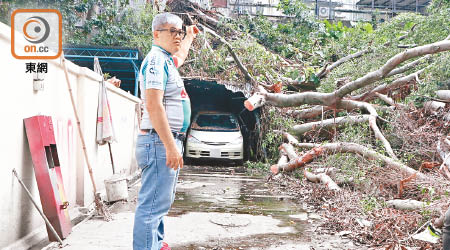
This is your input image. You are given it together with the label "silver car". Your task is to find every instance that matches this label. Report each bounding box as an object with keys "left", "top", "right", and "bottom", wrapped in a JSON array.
[{"left": 185, "top": 112, "right": 244, "bottom": 165}]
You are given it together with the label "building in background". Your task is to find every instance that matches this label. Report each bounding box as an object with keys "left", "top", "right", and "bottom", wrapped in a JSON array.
[{"left": 193, "top": 0, "right": 431, "bottom": 22}]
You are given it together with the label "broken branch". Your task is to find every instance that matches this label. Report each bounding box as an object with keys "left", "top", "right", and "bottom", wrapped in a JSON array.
[
  {"left": 374, "top": 92, "right": 406, "bottom": 109},
  {"left": 201, "top": 25, "right": 255, "bottom": 84},
  {"left": 317, "top": 48, "right": 371, "bottom": 79},
  {"left": 303, "top": 169, "right": 341, "bottom": 191},
  {"left": 339, "top": 100, "right": 398, "bottom": 160},
  {"left": 270, "top": 147, "right": 324, "bottom": 174},
  {"left": 335, "top": 39, "right": 450, "bottom": 98},
  {"left": 279, "top": 143, "right": 298, "bottom": 160},
  {"left": 294, "top": 142, "right": 427, "bottom": 180},
  {"left": 291, "top": 115, "right": 371, "bottom": 136}
]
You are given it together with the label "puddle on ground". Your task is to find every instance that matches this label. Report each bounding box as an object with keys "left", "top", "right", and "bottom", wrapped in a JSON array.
[{"left": 110, "top": 164, "right": 356, "bottom": 249}]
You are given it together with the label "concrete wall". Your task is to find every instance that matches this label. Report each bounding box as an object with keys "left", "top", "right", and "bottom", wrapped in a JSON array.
[{"left": 0, "top": 22, "right": 140, "bottom": 249}]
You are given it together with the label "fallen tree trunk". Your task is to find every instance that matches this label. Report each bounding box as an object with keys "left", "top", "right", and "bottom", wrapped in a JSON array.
[
  {"left": 303, "top": 169, "right": 341, "bottom": 191},
  {"left": 273, "top": 130, "right": 300, "bottom": 145},
  {"left": 291, "top": 115, "right": 371, "bottom": 136},
  {"left": 386, "top": 199, "right": 427, "bottom": 210},
  {"left": 354, "top": 67, "right": 426, "bottom": 101},
  {"left": 294, "top": 142, "right": 427, "bottom": 180},
  {"left": 280, "top": 131, "right": 300, "bottom": 145},
  {"left": 246, "top": 38, "right": 450, "bottom": 110},
  {"left": 437, "top": 90, "right": 450, "bottom": 101},
  {"left": 424, "top": 101, "right": 446, "bottom": 114},
  {"left": 279, "top": 143, "right": 298, "bottom": 160},
  {"left": 287, "top": 106, "right": 333, "bottom": 119},
  {"left": 270, "top": 147, "right": 324, "bottom": 174},
  {"left": 168, "top": 0, "right": 220, "bottom": 28},
  {"left": 339, "top": 100, "right": 398, "bottom": 160},
  {"left": 277, "top": 153, "right": 289, "bottom": 165}
]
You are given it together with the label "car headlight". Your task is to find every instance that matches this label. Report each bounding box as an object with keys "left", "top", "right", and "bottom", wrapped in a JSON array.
[
  {"left": 229, "top": 136, "right": 243, "bottom": 145},
  {"left": 187, "top": 135, "right": 201, "bottom": 144}
]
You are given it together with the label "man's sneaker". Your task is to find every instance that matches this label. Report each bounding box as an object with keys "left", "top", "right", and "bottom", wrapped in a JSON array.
[{"left": 160, "top": 242, "right": 171, "bottom": 250}]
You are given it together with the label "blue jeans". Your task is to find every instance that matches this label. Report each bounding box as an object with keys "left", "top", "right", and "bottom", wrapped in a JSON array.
[{"left": 133, "top": 132, "right": 182, "bottom": 250}]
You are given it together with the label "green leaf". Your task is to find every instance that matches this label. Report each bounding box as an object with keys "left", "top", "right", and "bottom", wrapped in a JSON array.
[{"left": 309, "top": 74, "right": 320, "bottom": 85}]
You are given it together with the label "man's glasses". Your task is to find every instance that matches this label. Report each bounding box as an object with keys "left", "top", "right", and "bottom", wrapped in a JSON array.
[{"left": 157, "top": 28, "right": 186, "bottom": 39}]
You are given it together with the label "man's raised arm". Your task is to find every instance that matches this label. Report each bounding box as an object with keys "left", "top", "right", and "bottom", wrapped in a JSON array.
[{"left": 173, "top": 25, "right": 198, "bottom": 68}]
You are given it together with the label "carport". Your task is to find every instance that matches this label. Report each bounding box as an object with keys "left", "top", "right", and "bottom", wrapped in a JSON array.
[
  {"left": 183, "top": 78, "right": 260, "bottom": 160},
  {"left": 61, "top": 45, "right": 261, "bottom": 160}
]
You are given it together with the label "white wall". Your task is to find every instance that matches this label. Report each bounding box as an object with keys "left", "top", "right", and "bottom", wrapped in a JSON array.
[{"left": 0, "top": 21, "right": 140, "bottom": 248}]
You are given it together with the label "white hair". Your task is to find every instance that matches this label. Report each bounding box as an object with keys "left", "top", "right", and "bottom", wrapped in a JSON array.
[{"left": 152, "top": 13, "right": 183, "bottom": 32}]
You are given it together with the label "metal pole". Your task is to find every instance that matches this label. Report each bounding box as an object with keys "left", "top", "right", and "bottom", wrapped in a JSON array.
[
  {"left": 415, "top": 0, "right": 418, "bottom": 12},
  {"left": 12, "top": 169, "right": 64, "bottom": 246},
  {"left": 131, "top": 60, "right": 139, "bottom": 97},
  {"left": 393, "top": 0, "right": 396, "bottom": 16},
  {"left": 108, "top": 142, "right": 116, "bottom": 174},
  {"left": 329, "top": 0, "right": 332, "bottom": 19},
  {"left": 315, "top": 0, "right": 319, "bottom": 17}
]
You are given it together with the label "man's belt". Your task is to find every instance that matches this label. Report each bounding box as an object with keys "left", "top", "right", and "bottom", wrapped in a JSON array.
[{"left": 141, "top": 129, "right": 186, "bottom": 141}]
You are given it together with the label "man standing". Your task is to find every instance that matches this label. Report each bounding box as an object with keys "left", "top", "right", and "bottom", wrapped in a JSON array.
[{"left": 133, "top": 13, "right": 196, "bottom": 250}]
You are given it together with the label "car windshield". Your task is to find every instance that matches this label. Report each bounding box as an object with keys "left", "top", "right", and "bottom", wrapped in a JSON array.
[{"left": 192, "top": 114, "right": 239, "bottom": 131}]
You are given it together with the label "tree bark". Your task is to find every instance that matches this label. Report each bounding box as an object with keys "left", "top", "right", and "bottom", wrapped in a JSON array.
[
  {"left": 437, "top": 90, "right": 450, "bottom": 101},
  {"left": 280, "top": 131, "right": 300, "bottom": 145},
  {"left": 355, "top": 67, "right": 427, "bottom": 101},
  {"left": 270, "top": 147, "right": 324, "bottom": 174},
  {"left": 288, "top": 106, "right": 332, "bottom": 119},
  {"left": 295, "top": 142, "right": 427, "bottom": 180},
  {"left": 386, "top": 199, "right": 427, "bottom": 210},
  {"left": 374, "top": 92, "right": 406, "bottom": 108},
  {"left": 279, "top": 143, "right": 298, "bottom": 160},
  {"left": 317, "top": 48, "right": 371, "bottom": 79},
  {"left": 386, "top": 55, "right": 430, "bottom": 77},
  {"left": 303, "top": 169, "right": 341, "bottom": 191},
  {"left": 339, "top": 100, "right": 398, "bottom": 160},
  {"left": 291, "top": 115, "right": 371, "bottom": 136}
]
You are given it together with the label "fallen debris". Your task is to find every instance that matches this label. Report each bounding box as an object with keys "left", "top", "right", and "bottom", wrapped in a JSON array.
[
  {"left": 386, "top": 199, "right": 427, "bottom": 211},
  {"left": 303, "top": 169, "right": 341, "bottom": 191}
]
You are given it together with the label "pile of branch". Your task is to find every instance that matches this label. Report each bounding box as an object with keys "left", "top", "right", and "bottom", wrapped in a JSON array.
[
  {"left": 250, "top": 35, "right": 450, "bottom": 248},
  {"left": 245, "top": 38, "right": 450, "bottom": 178},
  {"left": 166, "top": 2, "right": 450, "bottom": 246}
]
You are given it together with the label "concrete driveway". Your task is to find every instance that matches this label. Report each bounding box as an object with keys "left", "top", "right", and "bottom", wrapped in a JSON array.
[{"left": 44, "top": 164, "right": 357, "bottom": 250}]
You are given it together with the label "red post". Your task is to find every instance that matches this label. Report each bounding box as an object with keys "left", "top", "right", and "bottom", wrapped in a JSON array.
[{"left": 24, "top": 115, "right": 72, "bottom": 241}]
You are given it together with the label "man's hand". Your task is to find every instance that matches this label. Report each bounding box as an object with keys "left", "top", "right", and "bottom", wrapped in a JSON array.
[
  {"left": 185, "top": 25, "right": 199, "bottom": 39},
  {"left": 174, "top": 25, "right": 198, "bottom": 68},
  {"left": 166, "top": 144, "right": 183, "bottom": 170}
]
